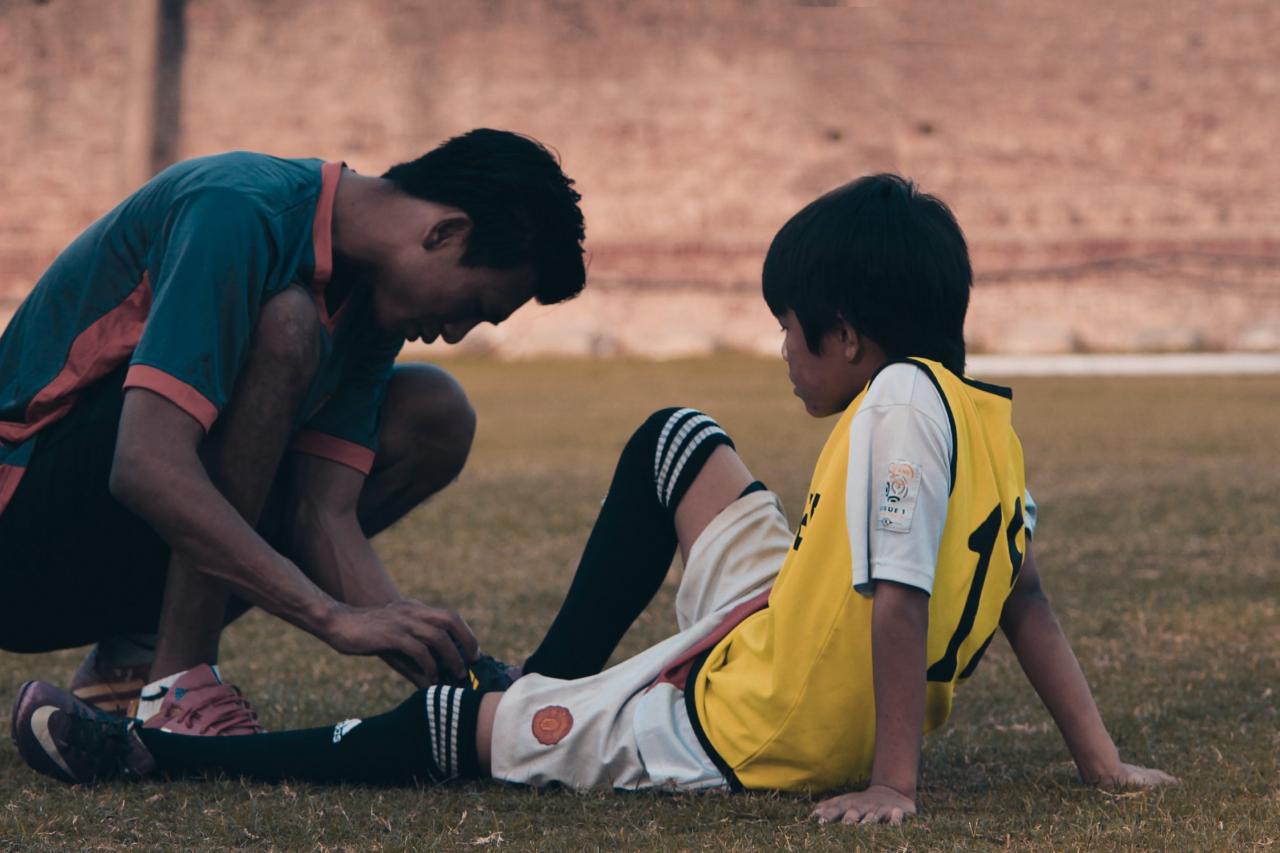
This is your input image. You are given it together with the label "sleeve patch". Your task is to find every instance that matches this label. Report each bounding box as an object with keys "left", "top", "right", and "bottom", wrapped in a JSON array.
[{"left": 878, "top": 460, "right": 922, "bottom": 533}]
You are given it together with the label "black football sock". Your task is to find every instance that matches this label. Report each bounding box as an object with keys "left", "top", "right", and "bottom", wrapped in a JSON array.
[
  {"left": 523, "top": 407, "right": 736, "bottom": 680},
  {"left": 135, "top": 686, "right": 483, "bottom": 785}
]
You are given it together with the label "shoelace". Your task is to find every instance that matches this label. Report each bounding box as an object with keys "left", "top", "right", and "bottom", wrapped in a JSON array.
[
  {"left": 161, "top": 684, "right": 263, "bottom": 736},
  {"left": 66, "top": 705, "right": 133, "bottom": 780},
  {"left": 466, "top": 654, "right": 520, "bottom": 692}
]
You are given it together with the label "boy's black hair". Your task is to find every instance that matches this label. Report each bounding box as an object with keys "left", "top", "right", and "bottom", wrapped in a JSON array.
[
  {"left": 383, "top": 129, "right": 586, "bottom": 305},
  {"left": 762, "top": 174, "right": 972, "bottom": 374}
]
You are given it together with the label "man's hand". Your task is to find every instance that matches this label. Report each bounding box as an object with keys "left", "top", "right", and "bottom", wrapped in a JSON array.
[
  {"left": 321, "top": 599, "right": 479, "bottom": 687},
  {"left": 1086, "top": 761, "right": 1180, "bottom": 790},
  {"left": 812, "top": 785, "right": 917, "bottom": 826}
]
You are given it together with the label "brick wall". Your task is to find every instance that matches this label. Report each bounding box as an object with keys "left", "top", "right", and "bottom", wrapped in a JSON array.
[{"left": 3, "top": 0, "right": 1278, "bottom": 353}]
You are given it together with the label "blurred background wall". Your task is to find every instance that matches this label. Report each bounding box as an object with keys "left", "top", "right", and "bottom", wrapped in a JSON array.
[{"left": 2, "top": 0, "right": 1278, "bottom": 356}]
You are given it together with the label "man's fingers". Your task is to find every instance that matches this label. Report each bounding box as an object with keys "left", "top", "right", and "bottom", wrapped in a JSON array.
[
  {"left": 396, "top": 638, "right": 439, "bottom": 684},
  {"left": 424, "top": 604, "right": 481, "bottom": 655},
  {"left": 381, "top": 652, "right": 433, "bottom": 688},
  {"left": 414, "top": 624, "right": 466, "bottom": 678},
  {"left": 398, "top": 601, "right": 478, "bottom": 665}
]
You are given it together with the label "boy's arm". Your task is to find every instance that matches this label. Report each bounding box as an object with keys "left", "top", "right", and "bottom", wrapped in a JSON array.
[
  {"left": 1000, "top": 540, "right": 1178, "bottom": 788},
  {"left": 812, "top": 581, "right": 928, "bottom": 826}
]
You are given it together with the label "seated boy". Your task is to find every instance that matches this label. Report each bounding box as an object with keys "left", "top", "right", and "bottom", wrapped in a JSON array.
[{"left": 11, "top": 174, "right": 1176, "bottom": 824}]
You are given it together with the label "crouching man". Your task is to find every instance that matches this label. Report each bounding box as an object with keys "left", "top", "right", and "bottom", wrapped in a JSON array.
[{"left": 0, "top": 130, "right": 586, "bottom": 733}]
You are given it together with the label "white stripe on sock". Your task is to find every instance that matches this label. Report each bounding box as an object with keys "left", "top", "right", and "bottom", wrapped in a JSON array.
[
  {"left": 657, "top": 415, "right": 716, "bottom": 502},
  {"left": 663, "top": 425, "right": 727, "bottom": 506},
  {"left": 449, "top": 689, "right": 462, "bottom": 779},
  {"left": 427, "top": 687, "right": 442, "bottom": 772},
  {"left": 654, "top": 408, "right": 695, "bottom": 483}
]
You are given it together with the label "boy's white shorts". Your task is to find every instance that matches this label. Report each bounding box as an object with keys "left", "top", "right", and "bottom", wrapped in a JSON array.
[{"left": 489, "top": 489, "right": 794, "bottom": 791}]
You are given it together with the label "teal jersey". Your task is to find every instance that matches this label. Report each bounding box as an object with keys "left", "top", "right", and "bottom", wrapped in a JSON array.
[{"left": 0, "top": 152, "right": 401, "bottom": 514}]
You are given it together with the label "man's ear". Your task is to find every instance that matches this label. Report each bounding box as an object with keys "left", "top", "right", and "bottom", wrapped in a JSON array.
[
  {"left": 837, "top": 317, "right": 862, "bottom": 363},
  {"left": 422, "top": 214, "right": 473, "bottom": 251}
]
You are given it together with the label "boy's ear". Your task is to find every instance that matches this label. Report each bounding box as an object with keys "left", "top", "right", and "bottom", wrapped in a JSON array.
[
  {"left": 837, "top": 317, "right": 862, "bottom": 362},
  {"left": 422, "top": 214, "right": 473, "bottom": 251}
]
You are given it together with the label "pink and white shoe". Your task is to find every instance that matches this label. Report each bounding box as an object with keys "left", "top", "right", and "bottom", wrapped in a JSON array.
[{"left": 140, "top": 665, "right": 264, "bottom": 736}]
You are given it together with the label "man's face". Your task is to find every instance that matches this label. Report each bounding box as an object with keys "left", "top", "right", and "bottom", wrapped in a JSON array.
[
  {"left": 370, "top": 228, "right": 535, "bottom": 344},
  {"left": 778, "top": 309, "right": 868, "bottom": 417}
]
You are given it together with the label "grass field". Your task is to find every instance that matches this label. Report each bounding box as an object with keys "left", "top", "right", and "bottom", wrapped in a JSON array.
[{"left": 2, "top": 356, "right": 1277, "bottom": 851}]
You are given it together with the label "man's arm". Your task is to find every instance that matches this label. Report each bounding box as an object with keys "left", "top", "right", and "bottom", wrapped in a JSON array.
[
  {"left": 812, "top": 581, "right": 928, "bottom": 826},
  {"left": 285, "top": 452, "right": 467, "bottom": 686},
  {"left": 110, "top": 390, "right": 476, "bottom": 683},
  {"left": 999, "top": 540, "right": 1178, "bottom": 788}
]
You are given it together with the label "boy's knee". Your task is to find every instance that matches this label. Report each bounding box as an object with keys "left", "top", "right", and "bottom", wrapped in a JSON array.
[
  {"left": 623, "top": 407, "right": 736, "bottom": 510},
  {"left": 251, "top": 286, "right": 322, "bottom": 383}
]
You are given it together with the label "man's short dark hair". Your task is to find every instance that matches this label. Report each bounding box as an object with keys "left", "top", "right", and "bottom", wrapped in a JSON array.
[
  {"left": 762, "top": 174, "right": 972, "bottom": 374},
  {"left": 383, "top": 129, "right": 586, "bottom": 305}
]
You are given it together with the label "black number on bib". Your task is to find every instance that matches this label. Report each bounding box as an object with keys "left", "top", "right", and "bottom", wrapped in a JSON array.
[
  {"left": 927, "top": 499, "right": 1025, "bottom": 682},
  {"left": 927, "top": 503, "right": 1001, "bottom": 682}
]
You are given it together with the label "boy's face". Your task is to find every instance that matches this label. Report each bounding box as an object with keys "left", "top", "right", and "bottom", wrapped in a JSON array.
[{"left": 778, "top": 310, "right": 877, "bottom": 417}]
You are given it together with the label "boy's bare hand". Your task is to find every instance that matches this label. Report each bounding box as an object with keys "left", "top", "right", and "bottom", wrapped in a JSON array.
[
  {"left": 1089, "top": 762, "right": 1180, "bottom": 789},
  {"left": 811, "top": 784, "right": 917, "bottom": 826}
]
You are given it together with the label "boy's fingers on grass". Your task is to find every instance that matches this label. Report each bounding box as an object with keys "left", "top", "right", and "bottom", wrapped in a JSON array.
[
  {"left": 851, "top": 806, "right": 906, "bottom": 826},
  {"left": 1098, "top": 762, "right": 1181, "bottom": 790},
  {"left": 1125, "top": 765, "right": 1180, "bottom": 788},
  {"left": 814, "top": 789, "right": 916, "bottom": 826}
]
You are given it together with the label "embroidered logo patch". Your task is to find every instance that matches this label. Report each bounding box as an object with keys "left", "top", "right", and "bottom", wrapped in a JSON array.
[
  {"left": 878, "top": 460, "right": 922, "bottom": 533},
  {"left": 531, "top": 705, "right": 574, "bottom": 745}
]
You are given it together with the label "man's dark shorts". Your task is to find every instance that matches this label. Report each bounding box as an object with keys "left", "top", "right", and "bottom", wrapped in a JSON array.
[{"left": 0, "top": 367, "right": 173, "bottom": 652}]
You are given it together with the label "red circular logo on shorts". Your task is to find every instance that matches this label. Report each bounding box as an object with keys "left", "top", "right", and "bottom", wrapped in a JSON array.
[{"left": 531, "top": 705, "right": 573, "bottom": 745}]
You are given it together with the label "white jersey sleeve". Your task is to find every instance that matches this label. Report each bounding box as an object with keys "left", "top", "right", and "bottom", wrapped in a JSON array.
[{"left": 847, "top": 363, "right": 954, "bottom": 596}]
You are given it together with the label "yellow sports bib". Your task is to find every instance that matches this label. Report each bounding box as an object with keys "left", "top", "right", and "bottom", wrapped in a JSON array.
[{"left": 692, "top": 358, "right": 1028, "bottom": 792}]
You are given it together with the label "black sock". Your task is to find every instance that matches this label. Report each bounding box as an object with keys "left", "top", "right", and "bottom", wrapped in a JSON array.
[
  {"left": 523, "top": 407, "right": 736, "bottom": 680},
  {"left": 136, "top": 686, "right": 483, "bottom": 785}
]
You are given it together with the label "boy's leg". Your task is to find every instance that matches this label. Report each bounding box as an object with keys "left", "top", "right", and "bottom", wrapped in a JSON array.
[
  {"left": 132, "top": 686, "right": 495, "bottom": 784},
  {"left": 522, "top": 407, "right": 756, "bottom": 680},
  {"left": 12, "top": 678, "right": 497, "bottom": 787}
]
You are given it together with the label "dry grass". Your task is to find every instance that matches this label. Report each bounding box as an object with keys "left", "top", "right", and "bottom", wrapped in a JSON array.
[{"left": 2, "top": 356, "right": 1277, "bottom": 851}]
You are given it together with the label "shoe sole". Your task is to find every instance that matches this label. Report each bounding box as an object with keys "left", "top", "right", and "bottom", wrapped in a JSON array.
[
  {"left": 71, "top": 680, "right": 145, "bottom": 716},
  {"left": 9, "top": 680, "right": 35, "bottom": 747},
  {"left": 8, "top": 681, "right": 79, "bottom": 785}
]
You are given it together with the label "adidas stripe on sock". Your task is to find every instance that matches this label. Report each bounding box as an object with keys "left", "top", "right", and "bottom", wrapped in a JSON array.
[
  {"left": 421, "top": 685, "right": 483, "bottom": 781},
  {"left": 653, "top": 408, "right": 734, "bottom": 509}
]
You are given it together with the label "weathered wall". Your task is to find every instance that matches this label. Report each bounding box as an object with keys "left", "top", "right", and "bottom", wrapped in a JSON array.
[{"left": 3, "top": 0, "right": 1278, "bottom": 354}]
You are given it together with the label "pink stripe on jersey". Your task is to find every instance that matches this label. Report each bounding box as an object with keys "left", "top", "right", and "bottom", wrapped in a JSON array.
[
  {"left": 0, "top": 274, "right": 153, "bottom": 445},
  {"left": 291, "top": 430, "right": 376, "bottom": 475},
  {"left": 0, "top": 463, "right": 26, "bottom": 517},
  {"left": 122, "top": 365, "right": 220, "bottom": 432},
  {"left": 311, "top": 161, "right": 344, "bottom": 331},
  {"left": 650, "top": 586, "right": 773, "bottom": 691}
]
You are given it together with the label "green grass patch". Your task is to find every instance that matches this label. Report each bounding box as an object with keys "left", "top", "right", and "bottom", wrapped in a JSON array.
[{"left": 3, "top": 358, "right": 1277, "bottom": 850}]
